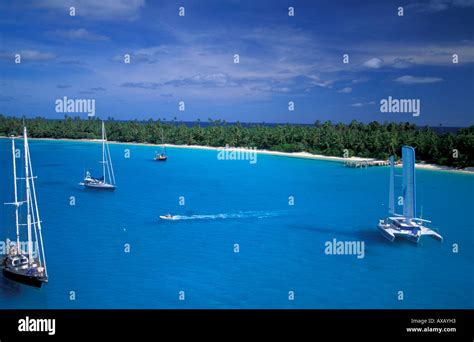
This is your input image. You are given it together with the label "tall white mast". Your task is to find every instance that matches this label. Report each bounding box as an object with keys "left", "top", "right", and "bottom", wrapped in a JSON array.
[
  {"left": 102, "top": 121, "right": 115, "bottom": 186},
  {"left": 162, "top": 129, "right": 166, "bottom": 154},
  {"left": 102, "top": 121, "right": 106, "bottom": 180},
  {"left": 11, "top": 137, "right": 20, "bottom": 252},
  {"left": 23, "top": 127, "right": 33, "bottom": 264},
  {"left": 27, "top": 143, "right": 48, "bottom": 276}
]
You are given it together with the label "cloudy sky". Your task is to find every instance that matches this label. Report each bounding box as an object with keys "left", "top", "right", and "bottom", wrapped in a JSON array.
[{"left": 0, "top": 0, "right": 473, "bottom": 125}]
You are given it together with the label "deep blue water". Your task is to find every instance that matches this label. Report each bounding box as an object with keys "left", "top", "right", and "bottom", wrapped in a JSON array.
[{"left": 0, "top": 138, "right": 472, "bottom": 309}]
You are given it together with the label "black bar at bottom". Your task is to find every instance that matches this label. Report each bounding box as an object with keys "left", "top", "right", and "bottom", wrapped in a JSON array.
[{"left": 0, "top": 309, "right": 471, "bottom": 340}]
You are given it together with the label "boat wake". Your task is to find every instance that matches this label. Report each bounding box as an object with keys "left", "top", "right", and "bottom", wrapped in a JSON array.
[{"left": 162, "top": 211, "right": 278, "bottom": 221}]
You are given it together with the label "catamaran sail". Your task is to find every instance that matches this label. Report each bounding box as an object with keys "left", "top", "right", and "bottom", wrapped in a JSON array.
[
  {"left": 402, "top": 146, "right": 416, "bottom": 219},
  {"left": 388, "top": 155, "right": 395, "bottom": 215},
  {"left": 81, "top": 121, "right": 116, "bottom": 189},
  {"left": 2, "top": 128, "right": 48, "bottom": 287},
  {"left": 377, "top": 146, "right": 442, "bottom": 243}
]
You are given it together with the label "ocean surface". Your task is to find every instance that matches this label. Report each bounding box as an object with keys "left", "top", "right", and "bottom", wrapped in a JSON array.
[{"left": 0, "top": 138, "right": 472, "bottom": 309}]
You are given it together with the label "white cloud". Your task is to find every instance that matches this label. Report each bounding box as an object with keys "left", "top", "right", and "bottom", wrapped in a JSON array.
[
  {"left": 50, "top": 29, "right": 110, "bottom": 41},
  {"left": 0, "top": 49, "right": 57, "bottom": 61},
  {"left": 121, "top": 82, "right": 160, "bottom": 90},
  {"left": 37, "top": 0, "right": 145, "bottom": 20},
  {"left": 408, "top": 0, "right": 474, "bottom": 13},
  {"left": 351, "top": 78, "right": 368, "bottom": 84},
  {"left": 21, "top": 50, "right": 57, "bottom": 61},
  {"left": 391, "top": 58, "right": 414, "bottom": 69},
  {"left": 394, "top": 75, "right": 443, "bottom": 84},
  {"left": 306, "top": 74, "right": 333, "bottom": 88},
  {"left": 350, "top": 101, "right": 375, "bottom": 107},
  {"left": 13, "top": 22, "right": 468, "bottom": 102},
  {"left": 250, "top": 85, "right": 291, "bottom": 93},
  {"left": 363, "top": 58, "right": 383, "bottom": 69},
  {"left": 454, "top": 0, "right": 474, "bottom": 7},
  {"left": 349, "top": 42, "right": 474, "bottom": 69},
  {"left": 338, "top": 87, "right": 352, "bottom": 94},
  {"left": 101, "top": 27, "right": 339, "bottom": 99}
]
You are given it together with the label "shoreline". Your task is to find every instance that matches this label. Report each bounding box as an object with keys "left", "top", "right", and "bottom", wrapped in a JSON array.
[{"left": 1, "top": 136, "right": 473, "bottom": 174}]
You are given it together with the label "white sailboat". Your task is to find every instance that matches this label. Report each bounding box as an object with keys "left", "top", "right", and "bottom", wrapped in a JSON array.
[
  {"left": 1, "top": 128, "right": 48, "bottom": 287},
  {"left": 377, "top": 146, "right": 443, "bottom": 243},
  {"left": 80, "top": 121, "right": 116, "bottom": 190},
  {"left": 154, "top": 128, "right": 167, "bottom": 161}
]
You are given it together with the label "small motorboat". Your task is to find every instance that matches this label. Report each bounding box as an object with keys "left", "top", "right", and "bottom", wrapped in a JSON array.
[{"left": 159, "top": 214, "right": 177, "bottom": 220}]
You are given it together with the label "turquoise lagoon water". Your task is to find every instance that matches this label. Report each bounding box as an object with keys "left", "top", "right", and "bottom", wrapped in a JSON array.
[{"left": 0, "top": 138, "right": 472, "bottom": 308}]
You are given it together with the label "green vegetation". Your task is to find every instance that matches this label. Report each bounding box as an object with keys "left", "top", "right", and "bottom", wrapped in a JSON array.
[{"left": 0, "top": 115, "right": 473, "bottom": 168}]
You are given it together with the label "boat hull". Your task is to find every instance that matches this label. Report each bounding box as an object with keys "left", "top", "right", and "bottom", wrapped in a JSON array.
[
  {"left": 400, "top": 233, "right": 421, "bottom": 243},
  {"left": 377, "top": 223, "right": 421, "bottom": 243},
  {"left": 2, "top": 268, "right": 47, "bottom": 288},
  {"left": 377, "top": 224, "right": 395, "bottom": 242},
  {"left": 160, "top": 215, "right": 176, "bottom": 220},
  {"left": 83, "top": 182, "right": 116, "bottom": 190}
]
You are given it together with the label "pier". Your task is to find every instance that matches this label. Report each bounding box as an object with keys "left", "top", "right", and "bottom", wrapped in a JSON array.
[{"left": 344, "top": 159, "right": 390, "bottom": 168}]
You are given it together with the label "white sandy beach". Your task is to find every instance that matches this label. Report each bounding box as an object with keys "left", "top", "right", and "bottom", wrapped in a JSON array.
[
  {"left": 164, "top": 143, "right": 474, "bottom": 174},
  {"left": 1, "top": 136, "right": 473, "bottom": 174}
]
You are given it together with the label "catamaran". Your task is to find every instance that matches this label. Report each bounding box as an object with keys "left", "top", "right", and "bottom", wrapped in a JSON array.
[
  {"left": 154, "top": 129, "right": 167, "bottom": 161},
  {"left": 80, "top": 121, "right": 116, "bottom": 190},
  {"left": 377, "top": 146, "right": 443, "bottom": 243},
  {"left": 1, "top": 128, "right": 48, "bottom": 288}
]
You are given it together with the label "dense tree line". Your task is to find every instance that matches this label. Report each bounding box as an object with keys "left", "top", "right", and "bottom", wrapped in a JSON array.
[{"left": 0, "top": 115, "right": 472, "bottom": 168}]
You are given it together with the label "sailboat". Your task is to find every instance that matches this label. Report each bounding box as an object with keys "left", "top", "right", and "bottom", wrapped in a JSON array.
[
  {"left": 1, "top": 128, "right": 48, "bottom": 288},
  {"left": 377, "top": 146, "right": 443, "bottom": 243},
  {"left": 154, "top": 129, "right": 167, "bottom": 161},
  {"left": 80, "top": 121, "right": 116, "bottom": 190}
]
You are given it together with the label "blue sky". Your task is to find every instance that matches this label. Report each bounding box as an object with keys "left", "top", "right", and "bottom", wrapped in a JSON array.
[{"left": 0, "top": 0, "right": 473, "bottom": 125}]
